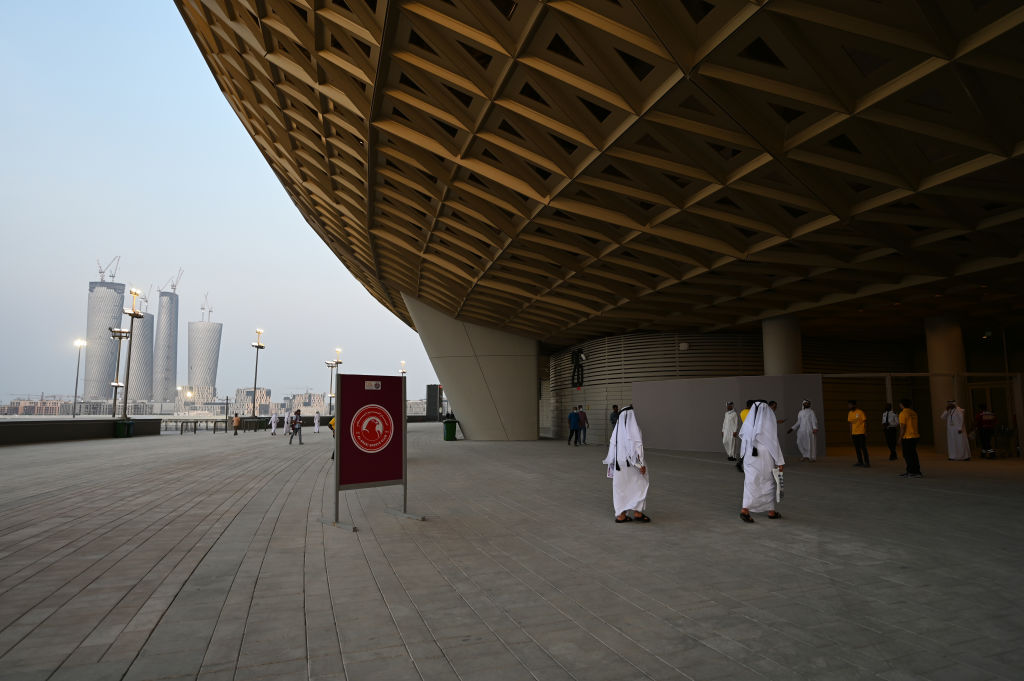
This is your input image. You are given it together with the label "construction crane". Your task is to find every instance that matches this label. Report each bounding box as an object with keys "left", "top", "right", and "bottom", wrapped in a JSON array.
[
  {"left": 140, "top": 285, "right": 153, "bottom": 312},
  {"left": 96, "top": 256, "right": 120, "bottom": 282},
  {"left": 159, "top": 268, "right": 184, "bottom": 293},
  {"left": 200, "top": 292, "right": 213, "bottom": 322}
]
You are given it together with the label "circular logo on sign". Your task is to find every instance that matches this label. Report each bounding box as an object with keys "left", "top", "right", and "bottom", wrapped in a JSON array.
[{"left": 350, "top": 404, "right": 393, "bottom": 453}]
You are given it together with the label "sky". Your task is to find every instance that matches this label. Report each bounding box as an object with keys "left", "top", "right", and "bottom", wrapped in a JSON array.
[{"left": 0, "top": 2, "right": 438, "bottom": 401}]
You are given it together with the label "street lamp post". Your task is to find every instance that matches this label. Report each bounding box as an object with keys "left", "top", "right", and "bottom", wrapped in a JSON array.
[
  {"left": 400, "top": 360, "right": 407, "bottom": 377},
  {"left": 72, "top": 339, "right": 86, "bottom": 418},
  {"left": 109, "top": 327, "right": 130, "bottom": 417},
  {"left": 121, "top": 288, "right": 144, "bottom": 421},
  {"left": 251, "top": 329, "right": 265, "bottom": 418},
  {"left": 327, "top": 347, "right": 342, "bottom": 416},
  {"left": 325, "top": 360, "right": 337, "bottom": 416}
]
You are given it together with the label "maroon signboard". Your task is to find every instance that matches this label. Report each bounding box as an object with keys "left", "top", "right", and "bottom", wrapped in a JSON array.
[{"left": 336, "top": 374, "right": 405, "bottom": 489}]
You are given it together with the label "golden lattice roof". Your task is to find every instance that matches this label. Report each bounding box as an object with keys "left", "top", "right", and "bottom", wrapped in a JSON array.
[{"left": 177, "top": 0, "right": 1024, "bottom": 346}]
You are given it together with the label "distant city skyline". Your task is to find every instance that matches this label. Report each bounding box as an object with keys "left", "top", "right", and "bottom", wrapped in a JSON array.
[{"left": 0, "top": 3, "right": 439, "bottom": 400}]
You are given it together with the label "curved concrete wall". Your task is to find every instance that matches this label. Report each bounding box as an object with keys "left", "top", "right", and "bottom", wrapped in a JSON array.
[
  {"left": 548, "top": 332, "right": 764, "bottom": 443},
  {"left": 403, "top": 294, "right": 537, "bottom": 441}
]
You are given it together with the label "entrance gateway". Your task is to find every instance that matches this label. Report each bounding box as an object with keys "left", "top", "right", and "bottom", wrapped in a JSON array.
[{"left": 331, "top": 374, "right": 423, "bottom": 528}]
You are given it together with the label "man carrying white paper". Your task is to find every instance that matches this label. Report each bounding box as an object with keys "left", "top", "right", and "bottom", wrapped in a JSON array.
[{"left": 739, "top": 401, "right": 785, "bottom": 522}]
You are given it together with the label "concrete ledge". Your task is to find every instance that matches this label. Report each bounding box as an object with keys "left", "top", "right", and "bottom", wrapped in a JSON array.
[{"left": 0, "top": 418, "right": 162, "bottom": 446}]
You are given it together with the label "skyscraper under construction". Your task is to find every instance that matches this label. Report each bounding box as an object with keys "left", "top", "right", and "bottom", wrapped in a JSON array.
[
  {"left": 126, "top": 311, "right": 154, "bottom": 402},
  {"left": 83, "top": 280, "right": 125, "bottom": 400},
  {"left": 188, "top": 320, "right": 222, "bottom": 396},
  {"left": 153, "top": 290, "right": 179, "bottom": 401}
]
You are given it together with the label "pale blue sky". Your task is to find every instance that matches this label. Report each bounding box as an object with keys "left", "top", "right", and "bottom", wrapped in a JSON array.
[{"left": 0, "top": 2, "right": 438, "bottom": 400}]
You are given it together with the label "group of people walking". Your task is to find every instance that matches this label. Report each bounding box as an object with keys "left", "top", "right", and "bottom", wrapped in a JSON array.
[
  {"left": 850, "top": 398, "right": 992, "bottom": 470},
  {"left": 592, "top": 394, "right": 1004, "bottom": 524},
  {"left": 566, "top": 405, "right": 590, "bottom": 446},
  {"left": 267, "top": 409, "right": 317, "bottom": 444},
  {"left": 846, "top": 399, "right": 923, "bottom": 476},
  {"left": 607, "top": 401, "right": 788, "bottom": 524}
]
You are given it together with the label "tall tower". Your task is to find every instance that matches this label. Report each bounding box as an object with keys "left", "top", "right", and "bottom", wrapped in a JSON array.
[
  {"left": 153, "top": 290, "right": 179, "bottom": 401},
  {"left": 188, "top": 321, "right": 222, "bottom": 395},
  {"left": 84, "top": 280, "right": 125, "bottom": 399},
  {"left": 127, "top": 312, "right": 154, "bottom": 401}
]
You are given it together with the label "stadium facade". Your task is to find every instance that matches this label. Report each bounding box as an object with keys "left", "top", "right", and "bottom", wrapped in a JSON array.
[{"left": 177, "top": 1, "right": 1024, "bottom": 445}]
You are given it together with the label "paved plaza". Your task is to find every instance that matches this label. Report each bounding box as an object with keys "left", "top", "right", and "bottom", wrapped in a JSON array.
[{"left": 0, "top": 424, "right": 1022, "bottom": 681}]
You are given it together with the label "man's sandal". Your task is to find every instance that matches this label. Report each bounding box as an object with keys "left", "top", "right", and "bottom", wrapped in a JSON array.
[
  {"left": 740, "top": 512, "right": 754, "bottom": 523},
  {"left": 768, "top": 512, "right": 783, "bottom": 519},
  {"left": 633, "top": 513, "right": 651, "bottom": 522},
  {"left": 615, "top": 515, "right": 632, "bottom": 523}
]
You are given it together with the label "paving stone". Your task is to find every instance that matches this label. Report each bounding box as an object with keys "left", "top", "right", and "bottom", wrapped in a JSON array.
[{"left": 0, "top": 426, "right": 1022, "bottom": 681}]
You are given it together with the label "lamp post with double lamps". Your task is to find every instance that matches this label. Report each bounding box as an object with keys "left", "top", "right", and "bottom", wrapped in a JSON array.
[
  {"left": 400, "top": 360, "right": 407, "bottom": 377},
  {"left": 251, "top": 329, "right": 265, "bottom": 418},
  {"left": 325, "top": 359, "right": 337, "bottom": 417},
  {"left": 109, "top": 327, "right": 131, "bottom": 417},
  {"left": 121, "top": 288, "right": 145, "bottom": 421},
  {"left": 72, "top": 339, "right": 86, "bottom": 417},
  {"left": 331, "top": 347, "right": 342, "bottom": 415}
]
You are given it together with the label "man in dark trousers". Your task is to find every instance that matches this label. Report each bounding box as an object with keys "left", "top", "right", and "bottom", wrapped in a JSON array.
[
  {"left": 289, "top": 409, "right": 303, "bottom": 445},
  {"left": 882, "top": 403, "right": 900, "bottom": 460},
  {"left": 847, "top": 400, "right": 870, "bottom": 467},
  {"left": 567, "top": 407, "right": 580, "bottom": 446},
  {"left": 975, "top": 404, "right": 997, "bottom": 457},
  {"left": 898, "top": 398, "right": 922, "bottom": 477},
  {"left": 232, "top": 413, "right": 240, "bottom": 436},
  {"left": 578, "top": 405, "right": 590, "bottom": 444}
]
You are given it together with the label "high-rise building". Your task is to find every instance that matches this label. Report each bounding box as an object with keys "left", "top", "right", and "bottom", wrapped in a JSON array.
[
  {"left": 83, "top": 281, "right": 125, "bottom": 399},
  {"left": 126, "top": 312, "right": 154, "bottom": 402},
  {"left": 233, "top": 387, "right": 271, "bottom": 417},
  {"left": 153, "top": 291, "right": 179, "bottom": 401},
  {"left": 188, "top": 321, "right": 222, "bottom": 395}
]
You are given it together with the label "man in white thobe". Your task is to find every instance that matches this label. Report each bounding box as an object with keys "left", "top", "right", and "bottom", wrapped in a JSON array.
[
  {"left": 270, "top": 412, "right": 278, "bottom": 436},
  {"left": 603, "top": 406, "right": 650, "bottom": 523},
  {"left": 722, "top": 402, "right": 739, "bottom": 461},
  {"left": 739, "top": 401, "right": 785, "bottom": 522},
  {"left": 787, "top": 400, "right": 818, "bottom": 461},
  {"left": 942, "top": 400, "right": 971, "bottom": 460},
  {"left": 314, "top": 411, "right": 321, "bottom": 434},
  {"left": 284, "top": 412, "right": 292, "bottom": 437}
]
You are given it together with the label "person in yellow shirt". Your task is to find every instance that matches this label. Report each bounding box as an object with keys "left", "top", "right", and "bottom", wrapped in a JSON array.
[
  {"left": 847, "top": 400, "right": 870, "bottom": 467},
  {"left": 897, "top": 398, "right": 923, "bottom": 478},
  {"left": 739, "top": 400, "right": 752, "bottom": 423},
  {"left": 736, "top": 400, "right": 754, "bottom": 471}
]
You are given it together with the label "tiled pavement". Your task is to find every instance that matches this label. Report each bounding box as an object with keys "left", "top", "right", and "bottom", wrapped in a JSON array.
[{"left": 0, "top": 424, "right": 1021, "bottom": 681}]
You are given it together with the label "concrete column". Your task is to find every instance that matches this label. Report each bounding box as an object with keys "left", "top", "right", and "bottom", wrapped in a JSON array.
[
  {"left": 925, "top": 316, "right": 967, "bottom": 455},
  {"left": 403, "top": 294, "right": 538, "bottom": 440},
  {"left": 762, "top": 316, "right": 802, "bottom": 375}
]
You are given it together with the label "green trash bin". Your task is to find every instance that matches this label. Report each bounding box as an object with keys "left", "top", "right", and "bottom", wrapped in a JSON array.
[
  {"left": 126, "top": 420, "right": 135, "bottom": 437},
  {"left": 443, "top": 419, "right": 457, "bottom": 441},
  {"left": 114, "top": 420, "right": 130, "bottom": 438}
]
